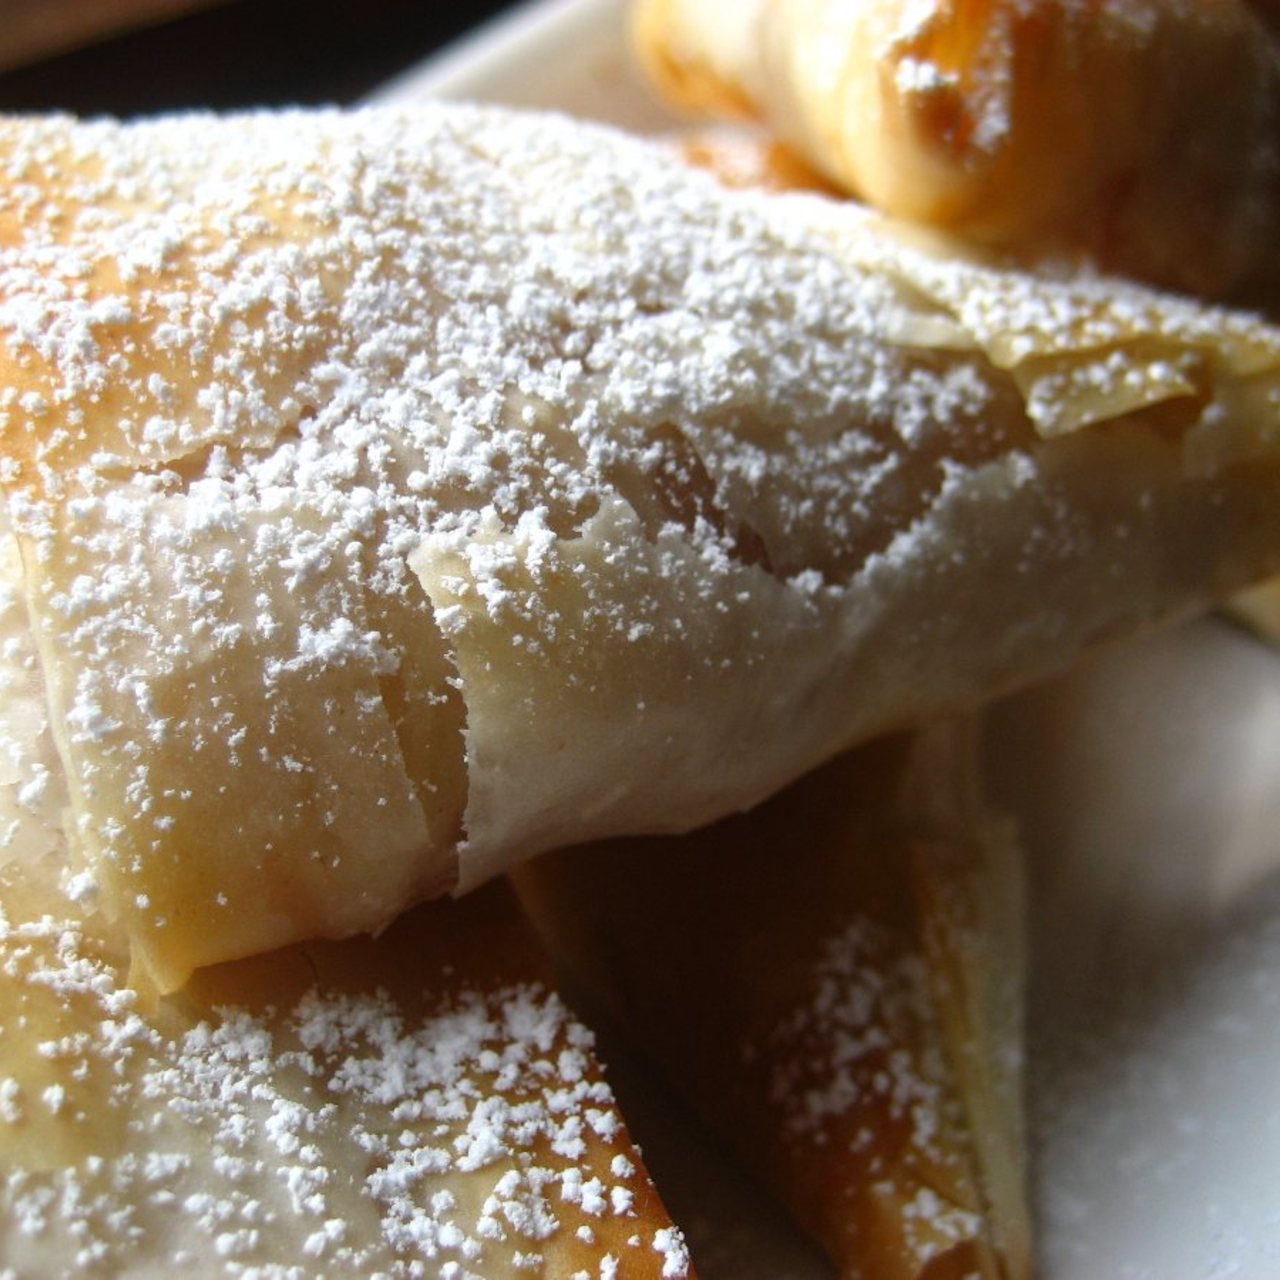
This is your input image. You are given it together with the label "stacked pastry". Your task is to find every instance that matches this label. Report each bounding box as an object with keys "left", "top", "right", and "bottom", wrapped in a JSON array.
[
  {"left": 634, "top": 0, "right": 1280, "bottom": 649},
  {"left": 1, "top": 56, "right": 1280, "bottom": 1275},
  {"left": 633, "top": 0, "right": 1280, "bottom": 299},
  {"left": 517, "top": 725, "right": 1031, "bottom": 1280},
  {"left": 0, "top": 506, "right": 691, "bottom": 1277},
  {"left": 606, "top": 1, "right": 1280, "bottom": 1274}
]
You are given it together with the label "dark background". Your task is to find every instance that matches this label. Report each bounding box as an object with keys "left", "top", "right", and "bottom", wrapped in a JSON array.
[{"left": 0, "top": 0, "right": 519, "bottom": 115}]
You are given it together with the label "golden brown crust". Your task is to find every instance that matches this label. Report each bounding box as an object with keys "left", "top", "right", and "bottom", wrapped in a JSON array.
[
  {"left": 0, "top": 538, "right": 692, "bottom": 1277},
  {"left": 635, "top": 0, "right": 1280, "bottom": 298},
  {"left": 515, "top": 725, "right": 1029, "bottom": 1280},
  {"left": 0, "top": 868, "right": 693, "bottom": 1277},
  {"left": 4, "top": 105, "right": 1280, "bottom": 989},
  {"left": 673, "top": 126, "right": 835, "bottom": 195}
]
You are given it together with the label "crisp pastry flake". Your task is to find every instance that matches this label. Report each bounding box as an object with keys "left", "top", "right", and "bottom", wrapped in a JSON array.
[
  {"left": 0, "top": 552, "right": 691, "bottom": 1278},
  {"left": 516, "top": 722, "right": 1029, "bottom": 1280},
  {"left": 2, "top": 105, "right": 1280, "bottom": 987},
  {"left": 0, "top": 872, "right": 692, "bottom": 1279}
]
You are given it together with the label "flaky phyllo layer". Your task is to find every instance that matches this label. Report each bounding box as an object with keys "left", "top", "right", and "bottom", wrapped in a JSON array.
[
  {"left": 0, "top": 870, "right": 690, "bottom": 1278},
  {"left": 516, "top": 723, "right": 1031, "bottom": 1280},
  {"left": 633, "top": 0, "right": 1280, "bottom": 297},
  {"left": 0, "top": 105, "right": 1279, "bottom": 987},
  {"left": 0, "top": 539, "right": 691, "bottom": 1278}
]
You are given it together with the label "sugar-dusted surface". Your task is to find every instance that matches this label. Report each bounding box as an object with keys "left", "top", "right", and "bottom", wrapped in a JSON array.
[
  {"left": 3, "top": 104, "right": 1280, "bottom": 990},
  {"left": 517, "top": 726, "right": 1031, "bottom": 1280},
  {"left": 0, "top": 869, "right": 690, "bottom": 1278},
  {"left": 0, "top": 493, "right": 690, "bottom": 1277}
]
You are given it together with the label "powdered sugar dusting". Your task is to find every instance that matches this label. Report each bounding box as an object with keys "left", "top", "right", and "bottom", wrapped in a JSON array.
[
  {"left": 0, "top": 505, "right": 70, "bottom": 880},
  {"left": 750, "top": 913, "right": 987, "bottom": 1267},
  {"left": 0, "top": 103, "right": 1276, "bottom": 988},
  {"left": 0, "top": 882, "right": 688, "bottom": 1276},
  {"left": 0, "top": 103, "right": 1018, "bottom": 982}
]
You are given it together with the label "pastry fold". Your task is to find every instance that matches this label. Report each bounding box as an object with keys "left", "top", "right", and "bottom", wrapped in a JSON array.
[
  {"left": 0, "top": 561, "right": 692, "bottom": 1278},
  {"left": 3, "top": 105, "right": 1280, "bottom": 988},
  {"left": 0, "top": 871, "right": 693, "bottom": 1278},
  {"left": 516, "top": 723, "right": 1029, "bottom": 1280},
  {"left": 633, "top": 0, "right": 1280, "bottom": 296}
]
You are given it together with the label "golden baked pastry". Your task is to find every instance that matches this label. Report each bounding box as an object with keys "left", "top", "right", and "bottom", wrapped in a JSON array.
[
  {"left": 0, "top": 537, "right": 692, "bottom": 1277},
  {"left": 517, "top": 723, "right": 1028, "bottom": 1280},
  {"left": 633, "top": 0, "right": 1280, "bottom": 296},
  {"left": 3, "top": 105, "right": 1280, "bottom": 990},
  {"left": 0, "top": 871, "right": 693, "bottom": 1278},
  {"left": 674, "top": 127, "right": 835, "bottom": 194},
  {"left": 676, "top": 124, "right": 1280, "bottom": 665}
]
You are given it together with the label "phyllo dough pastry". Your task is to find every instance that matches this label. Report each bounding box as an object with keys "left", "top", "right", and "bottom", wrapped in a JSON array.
[
  {"left": 2, "top": 106, "right": 1280, "bottom": 990},
  {"left": 633, "top": 0, "right": 1280, "bottom": 296},
  {"left": 0, "top": 544, "right": 692, "bottom": 1278},
  {"left": 0, "top": 875, "right": 697, "bottom": 1279},
  {"left": 517, "top": 723, "right": 1029, "bottom": 1280}
]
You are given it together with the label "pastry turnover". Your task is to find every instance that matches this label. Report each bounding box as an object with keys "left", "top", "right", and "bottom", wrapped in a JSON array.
[
  {"left": 3, "top": 106, "right": 1280, "bottom": 990},
  {"left": 676, "top": 116, "right": 1280, "bottom": 651},
  {"left": 0, "top": 555, "right": 692, "bottom": 1277},
  {"left": 517, "top": 723, "right": 1028, "bottom": 1280},
  {"left": 0, "top": 874, "right": 694, "bottom": 1278},
  {"left": 633, "top": 0, "right": 1280, "bottom": 297}
]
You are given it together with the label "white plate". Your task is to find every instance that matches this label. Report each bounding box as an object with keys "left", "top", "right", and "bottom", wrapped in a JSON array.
[
  {"left": 370, "top": 0, "right": 670, "bottom": 132},
  {"left": 988, "top": 621, "right": 1280, "bottom": 1280},
  {"left": 377, "top": 6, "right": 1280, "bottom": 1276}
]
